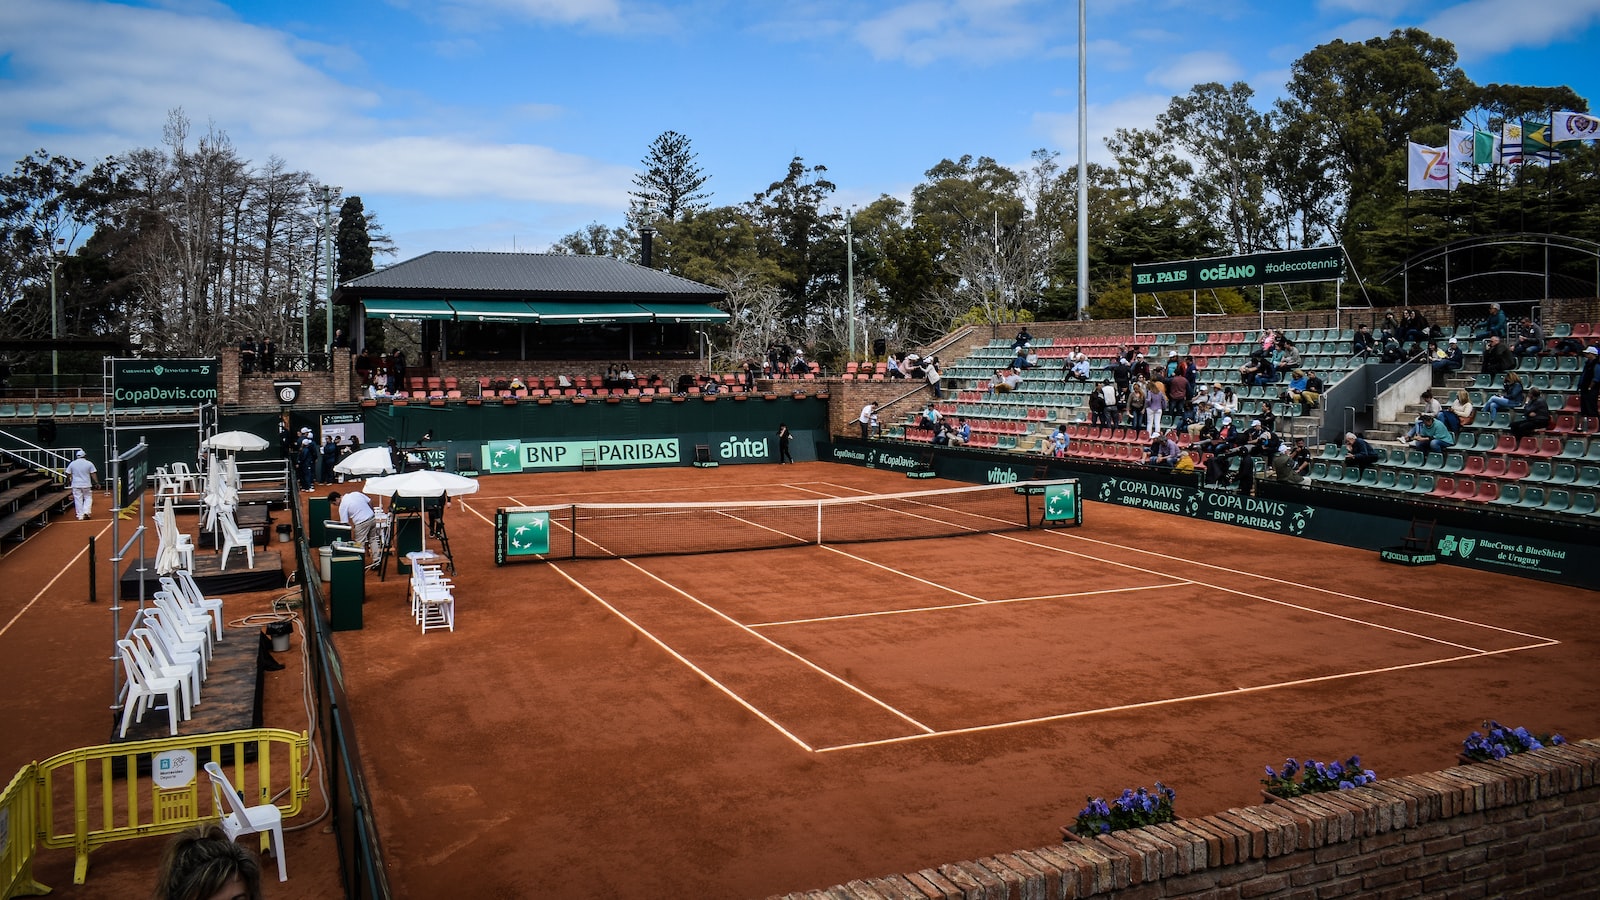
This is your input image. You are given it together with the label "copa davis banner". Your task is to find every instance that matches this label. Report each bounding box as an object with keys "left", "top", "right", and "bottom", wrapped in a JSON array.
[{"left": 822, "top": 443, "right": 1595, "bottom": 589}]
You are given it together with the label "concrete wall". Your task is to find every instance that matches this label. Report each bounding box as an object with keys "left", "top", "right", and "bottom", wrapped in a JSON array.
[{"left": 771, "top": 740, "right": 1600, "bottom": 899}]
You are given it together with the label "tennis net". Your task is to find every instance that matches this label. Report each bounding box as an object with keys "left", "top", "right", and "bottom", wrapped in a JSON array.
[{"left": 496, "top": 479, "right": 1079, "bottom": 560}]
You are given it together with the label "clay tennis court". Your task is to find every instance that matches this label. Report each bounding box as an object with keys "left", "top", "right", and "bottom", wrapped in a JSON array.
[{"left": 5, "top": 460, "right": 1597, "bottom": 899}]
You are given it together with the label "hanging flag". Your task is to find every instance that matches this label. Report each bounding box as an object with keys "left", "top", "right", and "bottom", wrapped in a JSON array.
[
  {"left": 1523, "top": 120, "right": 1559, "bottom": 160},
  {"left": 1407, "top": 142, "right": 1451, "bottom": 191},
  {"left": 1501, "top": 121, "right": 1524, "bottom": 165},
  {"left": 1552, "top": 110, "right": 1600, "bottom": 142},
  {"left": 1448, "top": 129, "right": 1474, "bottom": 185},
  {"left": 1473, "top": 130, "right": 1500, "bottom": 166}
]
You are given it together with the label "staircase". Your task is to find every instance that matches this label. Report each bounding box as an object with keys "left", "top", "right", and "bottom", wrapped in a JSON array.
[{"left": 0, "top": 458, "right": 72, "bottom": 544}]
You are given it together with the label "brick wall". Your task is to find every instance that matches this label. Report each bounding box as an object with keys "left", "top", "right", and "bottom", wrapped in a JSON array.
[
  {"left": 223, "top": 348, "right": 356, "bottom": 409},
  {"left": 769, "top": 740, "right": 1600, "bottom": 899}
]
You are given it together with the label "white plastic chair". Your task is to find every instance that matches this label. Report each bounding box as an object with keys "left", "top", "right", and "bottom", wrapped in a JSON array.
[
  {"left": 116, "top": 638, "right": 185, "bottom": 737},
  {"left": 410, "top": 565, "right": 455, "bottom": 633},
  {"left": 218, "top": 514, "right": 255, "bottom": 571},
  {"left": 155, "top": 591, "right": 215, "bottom": 659},
  {"left": 135, "top": 623, "right": 203, "bottom": 697},
  {"left": 142, "top": 608, "right": 209, "bottom": 679},
  {"left": 204, "top": 762, "right": 288, "bottom": 882},
  {"left": 153, "top": 512, "right": 195, "bottom": 570},
  {"left": 166, "top": 572, "right": 225, "bottom": 642},
  {"left": 170, "top": 461, "right": 200, "bottom": 494},
  {"left": 153, "top": 467, "right": 183, "bottom": 499},
  {"left": 130, "top": 628, "right": 198, "bottom": 713}
]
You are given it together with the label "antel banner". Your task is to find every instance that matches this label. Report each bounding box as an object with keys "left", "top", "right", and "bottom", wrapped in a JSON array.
[
  {"left": 110, "top": 358, "right": 219, "bottom": 409},
  {"left": 1132, "top": 246, "right": 1344, "bottom": 292}
]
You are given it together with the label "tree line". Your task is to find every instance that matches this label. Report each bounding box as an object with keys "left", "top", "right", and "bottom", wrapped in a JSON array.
[{"left": 3, "top": 28, "right": 1595, "bottom": 376}]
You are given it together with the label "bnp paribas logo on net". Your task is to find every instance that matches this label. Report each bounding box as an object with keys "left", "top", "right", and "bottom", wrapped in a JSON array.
[
  {"left": 1437, "top": 534, "right": 1476, "bottom": 558},
  {"left": 1044, "top": 483, "right": 1076, "bottom": 522},
  {"left": 505, "top": 511, "right": 550, "bottom": 556}
]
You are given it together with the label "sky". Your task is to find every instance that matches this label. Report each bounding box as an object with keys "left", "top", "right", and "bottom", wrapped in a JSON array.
[{"left": 2, "top": 0, "right": 1599, "bottom": 263}]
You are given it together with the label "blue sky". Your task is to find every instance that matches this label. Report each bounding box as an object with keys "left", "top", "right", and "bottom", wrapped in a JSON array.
[{"left": 3, "top": 0, "right": 1598, "bottom": 261}]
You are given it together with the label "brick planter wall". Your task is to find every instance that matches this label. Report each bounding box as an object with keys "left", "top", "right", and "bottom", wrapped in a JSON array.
[{"left": 769, "top": 740, "right": 1600, "bottom": 899}]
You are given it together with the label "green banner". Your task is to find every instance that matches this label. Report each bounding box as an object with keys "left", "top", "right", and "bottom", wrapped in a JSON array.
[
  {"left": 110, "top": 358, "right": 219, "bottom": 409},
  {"left": 112, "top": 442, "right": 149, "bottom": 509},
  {"left": 1132, "top": 246, "right": 1344, "bottom": 292},
  {"left": 484, "top": 438, "right": 683, "bottom": 471}
]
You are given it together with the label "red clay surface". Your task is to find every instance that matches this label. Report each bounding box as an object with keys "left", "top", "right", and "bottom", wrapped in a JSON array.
[{"left": 6, "top": 461, "right": 1598, "bottom": 899}]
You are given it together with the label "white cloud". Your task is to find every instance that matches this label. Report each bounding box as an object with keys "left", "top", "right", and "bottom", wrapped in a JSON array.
[
  {"left": 1034, "top": 92, "right": 1172, "bottom": 166},
  {"left": 1421, "top": 0, "right": 1600, "bottom": 59},
  {"left": 295, "top": 136, "right": 633, "bottom": 206},
  {"left": 1146, "top": 50, "right": 1243, "bottom": 92},
  {"left": 853, "top": 0, "right": 1054, "bottom": 66}
]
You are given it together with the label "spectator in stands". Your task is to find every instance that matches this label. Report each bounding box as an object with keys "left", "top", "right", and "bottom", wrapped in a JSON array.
[
  {"left": 1419, "top": 389, "right": 1441, "bottom": 417},
  {"left": 1431, "top": 338, "right": 1464, "bottom": 379},
  {"left": 1143, "top": 430, "right": 1181, "bottom": 467},
  {"left": 700, "top": 375, "right": 722, "bottom": 394},
  {"left": 1480, "top": 335, "right": 1515, "bottom": 375},
  {"left": 1482, "top": 371, "right": 1525, "bottom": 419},
  {"left": 1378, "top": 333, "right": 1406, "bottom": 363},
  {"left": 1167, "top": 368, "right": 1191, "bottom": 424},
  {"left": 1108, "top": 354, "right": 1131, "bottom": 394},
  {"left": 931, "top": 421, "right": 951, "bottom": 446},
  {"left": 1050, "top": 424, "right": 1070, "bottom": 457},
  {"left": 1511, "top": 318, "right": 1546, "bottom": 358},
  {"left": 1273, "top": 339, "right": 1302, "bottom": 372},
  {"left": 1011, "top": 326, "right": 1033, "bottom": 350},
  {"left": 1065, "top": 355, "right": 1091, "bottom": 382},
  {"left": 1472, "top": 302, "right": 1508, "bottom": 341},
  {"left": 618, "top": 365, "right": 636, "bottom": 388},
  {"left": 1245, "top": 351, "right": 1278, "bottom": 386},
  {"left": 791, "top": 351, "right": 811, "bottom": 375},
  {"left": 1127, "top": 381, "right": 1148, "bottom": 430},
  {"left": 1352, "top": 324, "right": 1375, "bottom": 358},
  {"left": 239, "top": 335, "right": 257, "bottom": 374},
  {"left": 1508, "top": 388, "right": 1551, "bottom": 439},
  {"left": 1579, "top": 345, "right": 1600, "bottom": 420},
  {"left": 1551, "top": 333, "right": 1587, "bottom": 355},
  {"left": 152, "top": 823, "right": 264, "bottom": 900},
  {"left": 857, "top": 402, "right": 877, "bottom": 441},
  {"left": 1180, "top": 355, "right": 1200, "bottom": 386},
  {"left": 925, "top": 356, "right": 942, "bottom": 398},
  {"left": 1272, "top": 438, "right": 1312, "bottom": 484},
  {"left": 1129, "top": 352, "right": 1150, "bottom": 381},
  {"left": 1442, "top": 389, "right": 1475, "bottom": 434},
  {"left": 992, "top": 367, "right": 1023, "bottom": 393},
  {"left": 1164, "top": 350, "right": 1181, "bottom": 378},
  {"left": 1144, "top": 380, "right": 1167, "bottom": 438},
  {"left": 950, "top": 419, "right": 971, "bottom": 446},
  {"left": 675, "top": 373, "right": 694, "bottom": 394},
  {"left": 1378, "top": 313, "right": 1400, "bottom": 343},
  {"left": 1402, "top": 412, "right": 1455, "bottom": 453},
  {"left": 1344, "top": 432, "right": 1381, "bottom": 469},
  {"left": 1087, "top": 384, "right": 1107, "bottom": 426},
  {"left": 1399, "top": 309, "right": 1428, "bottom": 345},
  {"left": 917, "top": 403, "right": 941, "bottom": 430}
]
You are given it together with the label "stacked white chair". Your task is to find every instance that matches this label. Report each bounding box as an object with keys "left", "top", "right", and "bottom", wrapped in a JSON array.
[
  {"left": 132, "top": 627, "right": 200, "bottom": 710},
  {"left": 205, "top": 762, "right": 289, "bottom": 882},
  {"left": 410, "top": 563, "right": 455, "bottom": 633},
  {"left": 116, "top": 638, "right": 188, "bottom": 737},
  {"left": 165, "top": 572, "right": 225, "bottom": 642},
  {"left": 153, "top": 509, "right": 196, "bottom": 571},
  {"left": 154, "top": 591, "right": 215, "bottom": 659},
  {"left": 142, "top": 607, "right": 209, "bottom": 680}
]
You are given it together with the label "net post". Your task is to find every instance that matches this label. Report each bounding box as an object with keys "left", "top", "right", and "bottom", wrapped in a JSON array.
[
  {"left": 569, "top": 504, "right": 577, "bottom": 559},
  {"left": 816, "top": 502, "right": 823, "bottom": 545}
]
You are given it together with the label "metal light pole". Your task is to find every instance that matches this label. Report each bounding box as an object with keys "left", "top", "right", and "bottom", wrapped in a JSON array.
[
  {"left": 1076, "top": 0, "right": 1090, "bottom": 320},
  {"left": 318, "top": 186, "right": 340, "bottom": 361},
  {"left": 844, "top": 209, "right": 856, "bottom": 363},
  {"left": 49, "top": 254, "right": 62, "bottom": 390}
]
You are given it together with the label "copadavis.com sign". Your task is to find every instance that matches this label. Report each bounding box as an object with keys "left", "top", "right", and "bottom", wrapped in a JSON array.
[{"left": 1132, "top": 246, "right": 1344, "bottom": 292}]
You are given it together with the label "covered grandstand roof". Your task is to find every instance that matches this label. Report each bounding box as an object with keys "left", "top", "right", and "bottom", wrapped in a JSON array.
[{"left": 337, "top": 251, "right": 724, "bottom": 301}]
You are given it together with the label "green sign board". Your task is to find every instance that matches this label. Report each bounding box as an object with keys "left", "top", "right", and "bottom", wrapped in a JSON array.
[
  {"left": 483, "top": 438, "right": 682, "bottom": 472},
  {"left": 112, "top": 442, "right": 149, "bottom": 509},
  {"left": 504, "top": 511, "right": 551, "bottom": 557},
  {"left": 1043, "top": 482, "right": 1077, "bottom": 523},
  {"left": 110, "top": 358, "right": 219, "bottom": 409},
  {"left": 1132, "top": 246, "right": 1344, "bottom": 292}
]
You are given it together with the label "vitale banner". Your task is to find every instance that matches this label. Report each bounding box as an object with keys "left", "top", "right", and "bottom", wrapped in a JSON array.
[{"left": 1132, "top": 246, "right": 1344, "bottom": 292}]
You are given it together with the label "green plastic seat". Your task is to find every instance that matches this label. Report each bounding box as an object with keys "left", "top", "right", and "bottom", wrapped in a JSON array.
[
  {"left": 1577, "top": 466, "right": 1600, "bottom": 489},
  {"left": 1411, "top": 474, "right": 1436, "bottom": 493},
  {"left": 1396, "top": 472, "right": 1417, "bottom": 492},
  {"left": 1549, "top": 462, "right": 1578, "bottom": 485},
  {"left": 1493, "top": 483, "right": 1522, "bottom": 505},
  {"left": 1377, "top": 470, "right": 1398, "bottom": 490},
  {"left": 1572, "top": 492, "right": 1598, "bottom": 515},
  {"left": 1545, "top": 489, "right": 1572, "bottom": 513},
  {"left": 1524, "top": 460, "right": 1553, "bottom": 483},
  {"left": 1517, "top": 486, "right": 1547, "bottom": 508}
]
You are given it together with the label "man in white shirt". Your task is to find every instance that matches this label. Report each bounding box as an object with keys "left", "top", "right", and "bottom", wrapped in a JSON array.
[
  {"left": 66, "top": 449, "right": 98, "bottom": 520},
  {"left": 329, "top": 490, "right": 378, "bottom": 559},
  {"left": 857, "top": 403, "right": 878, "bottom": 441}
]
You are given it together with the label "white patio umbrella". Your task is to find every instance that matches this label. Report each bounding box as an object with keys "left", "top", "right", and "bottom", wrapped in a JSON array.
[
  {"left": 363, "top": 470, "right": 479, "bottom": 556},
  {"left": 204, "top": 430, "right": 271, "bottom": 453},
  {"left": 154, "top": 497, "right": 184, "bottom": 576},
  {"left": 334, "top": 447, "right": 398, "bottom": 477}
]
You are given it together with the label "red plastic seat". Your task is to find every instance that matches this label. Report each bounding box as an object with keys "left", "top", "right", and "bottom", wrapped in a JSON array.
[
  {"left": 1474, "top": 481, "right": 1500, "bottom": 502},
  {"left": 1537, "top": 438, "right": 1563, "bottom": 457},
  {"left": 1430, "top": 476, "right": 1456, "bottom": 497},
  {"left": 1506, "top": 458, "right": 1531, "bottom": 480},
  {"left": 1460, "top": 454, "right": 1485, "bottom": 477},
  {"left": 1553, "top": 414, "right": 1576, "bottom": 433},
  {"left": 1495, "top": 434, "right": 1518, "bottom": 454},
  {"left": 1516, "top": 437, "right": 1540, "bottom": 455},
  {"left": 1482, "top": 457, "right": 1508, "bottom": 479}
]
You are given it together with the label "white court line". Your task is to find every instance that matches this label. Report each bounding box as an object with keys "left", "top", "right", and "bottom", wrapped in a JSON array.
[
  {"left": 621, "top": 560, "right": 935, "bottom": 735},
  {"left": 544, "top": 561, "right": 818, "bottom": 752},
  {"left": 814, "top": 640, "right": 1559, "bottom": 753},
  {"left": 752, "top": 581, "right": 1185, "bottom": 629},
  {"left": 815, "top": 545, "right": 988, "bottom": 603},
  {"left": 0, "top": 523, "right": 109, "bottom": 639},
  {"left": 990, "top": 531, "right": 1492, "bottom": 653},
  {"left": 1039, "top": 528, "right": 1559, "bottom": 643}
]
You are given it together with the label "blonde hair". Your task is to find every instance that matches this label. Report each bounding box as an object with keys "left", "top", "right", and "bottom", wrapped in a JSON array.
[
  {"left": 1505, "top": 371, "right": 1521, "bottom": 385},
  {"left": 1456, "top": 389, "right": 1470, "bottom": 405}
]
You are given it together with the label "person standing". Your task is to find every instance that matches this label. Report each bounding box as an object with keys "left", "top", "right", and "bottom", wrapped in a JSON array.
[
  {"left": 1578, "top": 345, "right": 1600, "bottom": 421},
  {"left": 776, "top": 423, "right": 794, "bottom": 464},
  {"left": 857, "top": 403, "right": 877, "bottom": 441},
  {"left": 925, "top": 356, "right": 942, "bottom": 399},
  {"left": 329, "top": 489, "right": 379, "bottom": 560},
  {"left": 66, "top": 449, "right": 98, "bottom": 520},
  {"left": 320, "top": 434, "right": 340, "bottom": 484}
]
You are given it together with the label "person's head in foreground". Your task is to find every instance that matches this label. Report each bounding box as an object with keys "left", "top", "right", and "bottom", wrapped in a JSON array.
[{"left": 152, "top": 824, "right": 263, "bottom": 900}]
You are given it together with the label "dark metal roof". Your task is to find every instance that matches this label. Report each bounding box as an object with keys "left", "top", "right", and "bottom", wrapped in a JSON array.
[{"left": 337, "top": 251, "right": 724, "bottom": 302}]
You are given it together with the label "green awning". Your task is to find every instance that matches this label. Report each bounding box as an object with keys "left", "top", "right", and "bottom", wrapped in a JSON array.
[
  {"left": 525, "top": 302, "right": 654, "bottom": 323},
  {"left": 449, "top": 299, "right": 541, "bottom": 323},
  {"left": 362, "top": 299, "right": 456, "bottom": 321},
  {"left": 636, "top": 302, "right": 730, "bottom": 323}
]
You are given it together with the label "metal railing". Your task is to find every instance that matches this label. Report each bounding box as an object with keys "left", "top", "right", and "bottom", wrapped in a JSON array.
[{"left": 0, "top": 428, "right": 77, "bottom": 482}]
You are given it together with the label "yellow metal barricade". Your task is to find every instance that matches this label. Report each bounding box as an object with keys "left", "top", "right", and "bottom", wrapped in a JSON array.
[
  {"left": 31, "top": 728, "right": 309, "bottom": 886},
  {"left": 1, "top": 765, "right": 48, "bottom": 899}
]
